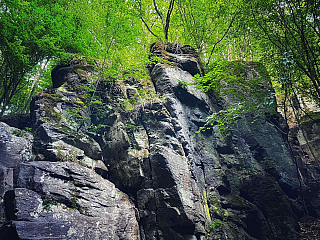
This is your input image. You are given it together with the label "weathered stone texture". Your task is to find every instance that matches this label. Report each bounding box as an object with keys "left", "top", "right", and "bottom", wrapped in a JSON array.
[{"left": 0, "top": 43, "right": 319, "bottom": 240}]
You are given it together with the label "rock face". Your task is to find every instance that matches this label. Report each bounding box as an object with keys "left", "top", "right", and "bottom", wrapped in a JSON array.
[
  {"left": 12, "top": 161, "right": 139, "bottom": 240},
  {"left": 0, "top": 43, "right": 319, "bottom": 239},
  {"left": 0, "top": 62, "right": 140, "bottom": 240},
  {"left": 289, "top": 116, "right": 320, "bottom": 219},
  {"left": 0, "top": 122, "right": 33, "bottom": 227}
]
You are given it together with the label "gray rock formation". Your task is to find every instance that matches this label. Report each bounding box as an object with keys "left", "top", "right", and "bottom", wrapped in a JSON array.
[
  {"left": 0, "top": 122, "right": 33, "bottom": 227},
  {"left": 12, "top": 161, "right": 140, "bottom": 240},
  {"left": 0, "top": 43, "right": 319, "bottom": 239}
]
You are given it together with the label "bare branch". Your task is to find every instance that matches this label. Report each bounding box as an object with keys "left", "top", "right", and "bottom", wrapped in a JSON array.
[
  {"left": 164, "top": 0, "right": 175, "bottom": 40},
  {"left": 140, "top": 17, "right": 160, "bottom": 39},
  {"left": 153, "top": 0, "right": 164, "bottom": 27},
  {"left": 206, "top": 12, "right": 237, "bottom": 66}
]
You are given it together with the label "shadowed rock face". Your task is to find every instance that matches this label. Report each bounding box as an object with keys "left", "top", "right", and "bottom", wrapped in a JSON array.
[{"left": 0, "top": 43, "right": 319, "bottom": 240}]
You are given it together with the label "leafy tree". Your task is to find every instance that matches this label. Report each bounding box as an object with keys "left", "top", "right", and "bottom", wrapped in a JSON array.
[
  {"left": 193, "top": 61, "right": 275, "bottom": 136},
  {"left": 1, "top": 0, "right": 319, "bottom": 120},
  {"left": 233, "top": 0, "right": 320, "bottom": 105},
  {"left": 133, "top": 0, "right": 175, "bottom": 40},
  {"left": 0, "top": 0, "right": 148, "bottom": 116},
  {"left": 0, "top": 0, "right": 93, "bottom": 116},
  {"left": 175, "top": 0, "right": 239, "bottom": 61}
]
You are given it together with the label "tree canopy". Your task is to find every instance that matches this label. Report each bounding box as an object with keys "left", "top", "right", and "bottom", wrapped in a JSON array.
[{"left": 0, "top": 0, "right": 319, "bottom": 118}]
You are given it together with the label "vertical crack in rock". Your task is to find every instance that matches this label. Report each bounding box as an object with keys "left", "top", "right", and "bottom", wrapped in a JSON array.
[
  {"left": 139, "top": 112, "right": 161, "bottom": 239},
  {"left": 4, "top": 190, "right": 16, "bottom": 221}
]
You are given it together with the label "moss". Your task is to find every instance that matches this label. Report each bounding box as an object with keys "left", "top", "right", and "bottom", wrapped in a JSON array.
[
  {"left": 207, "top": 194, "right": 228, "bottom": 219},
  {"left": 68, "top": 190, "right": 85, "bottom": 213},
  {"left": 75, "top": 98, "right": 85, "bottom": 105},
  {"left": 126, "top": 123, "right": 138, "bottom": 132},
  {"left": 44, "top": 107, "right": 62, "bottom": 122},
  {"left": 38, "top": 95, "right": 63, "bottom": 122},
  {"left": 38, "top": 92, "right": 62, "bottom": 102},
  {"left": 300, "top": 112, "right": 320, "bottom": 125},
  {"left": 56, "top": 124, "right": 73, "bottom": 134},
  {"left": 56, "top": 125, "right": 84, "bottom": 141},
  {"left": 206, "top": 219, "right": 223, "bottom": 233},
  {"left": 58, "top": 84, "right": 69, "bottom": 93},
  {"left": 70, "top": 197, "right": 78, "bottom": 209},
  {"left": 72, "top": 64, "right": 95, "bottom": 72},
  {"left": 224, "top": 194, "right": 251, "bottom": 209}
]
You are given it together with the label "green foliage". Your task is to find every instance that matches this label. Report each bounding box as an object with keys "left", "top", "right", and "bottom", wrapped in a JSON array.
[
  {"left": 65, "top": 108, "right": 90, "bottom": 126},
  {"left": 197, "top": 105, "right": 242, "bottom": 136},
  {"left": 42, "top": 198, "right": 57, "bottom": 211},
  {"left": 24, "top": 127, "right": 32, "bottom": 133},
  {"left": 1, "top": 0, "right": 319, "bottom": 121},
  {"left": 231, "top": 0, "right": 320, "bottom": 109},
  {"left": 70, "top": 197, "right": 78, "bottom": 210},
  {"left": 10, "top": 127, "right": 32, "bottom": 137},
  {"left": 193, "top": 61, "right": 247, "bottom": 95},
  {"left": 40, "top": 117, "right": 51, "bottom": 123},
  {"left": 91, "top": 124, "right": 111, "bottom": 133},
  {"left": 126, "top": 123, "right": 138, "bottom": 132},
  {"left": 0, "top": 0, "right": 94, "bottom": 115},
  {"left": 11, "top": 129, "right": 24, "bottom": 137},
  {"left": 177, "top": 79, "right": 188, "bottom": 89},
  {"left": 206, "top": 219, "right": 223, "bottom": 232},
  {"left": 212, "top": 219, "right": 223, "bottom": 229},
  {"left": 176, "top": 0, "right": 240, "bottom": 55},
  {"left": 0, "top": 0, "right": 149, "bottom": 116},
  {"left": 194, "top": 61, "right": 275, "bottom": 136}
]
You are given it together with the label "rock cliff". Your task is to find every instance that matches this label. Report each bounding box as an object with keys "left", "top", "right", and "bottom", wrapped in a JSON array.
[{"left": 0, "top": 43, "right": 319, "bottom": 240}]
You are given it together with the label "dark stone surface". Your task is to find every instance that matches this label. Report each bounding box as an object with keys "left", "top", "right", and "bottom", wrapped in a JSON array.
[
  {"left": 6, "top": 161, "right": 140, "bottom": 240},
  {"left": 144, "top": 46, "right": 301, "bottom": 239},
  {"left": 1, "top": 44, "right": 320, "bottom": 240},
  {"left": 0, "top": 166, "right": 13, "bottom": 225},
  {"left": 0, "top": 122, "right": 33, "bottom": 168},
  {"left": 51, "top": 64, "right": 76, "bottom": 88},
  {"left": 289, "top": 116, "right": 320, "bottom": 218},
  {"left": 0, "top": 114, "right": 31, "bottom": 130},
  {"left": 0, "top": 122, "right": 33, "bottom": 233},
  {"left": 51, "top": 64, "right": 95, "bottom": 89}
]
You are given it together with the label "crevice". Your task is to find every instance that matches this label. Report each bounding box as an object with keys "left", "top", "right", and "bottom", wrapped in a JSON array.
[
  {"left": 139, "top": 112, "right": 160, "bottom": 239},
  {"left": 240, "top": 189, "right": 275, "bottom": 240},
  {"left": 0, "top": 222, "right": 19, "bottom": 240},
  {"left": 139, "top": 114, "right": 153, "bottom": 187},
  {"left": 4, "top": 190, "right": 16, "bottom": 221},
  {"left": 199, "top": 161, "right": 207, "bottom": 188}
]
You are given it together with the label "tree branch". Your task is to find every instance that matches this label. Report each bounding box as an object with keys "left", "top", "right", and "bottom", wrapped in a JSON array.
[
  {"left": 140, "top": 17, "right": 160, "bottom": 39},
  {"left": 164, "top": 0, "right": 175, "bottom": 41},
  {"left": 206, "top": 12, "right": 237, "bottom": 66},
  {"left": 153, "top": 0, "right": 164, "bottom": 27}
]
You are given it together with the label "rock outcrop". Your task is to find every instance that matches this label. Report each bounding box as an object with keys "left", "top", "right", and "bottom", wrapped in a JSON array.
[{"left": 0, "top": 42, "right": 320, "bottom": 239}]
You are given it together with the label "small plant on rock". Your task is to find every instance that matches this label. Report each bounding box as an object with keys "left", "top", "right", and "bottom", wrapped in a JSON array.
[
  {"left": 206, "top": 219, "right": 223, "bottom": 233},
  {"left": 177, "top": 79, "right": 188, "bottom": 89},
  {"left": 24, "top": 127, "right": 32, "bottom": 133},
  {"left": 11, "top": 128, "right": 23, "bottom": 137},
  {"left": 42, "top": 198, "right": 57, "bottom": 211}
]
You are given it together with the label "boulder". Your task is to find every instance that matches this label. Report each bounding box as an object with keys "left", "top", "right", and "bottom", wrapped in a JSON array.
[{"left": 0, "top": 161, "right": 141, "bottom": 240}]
